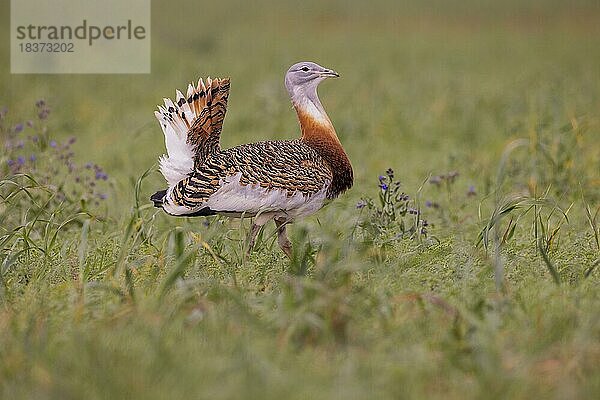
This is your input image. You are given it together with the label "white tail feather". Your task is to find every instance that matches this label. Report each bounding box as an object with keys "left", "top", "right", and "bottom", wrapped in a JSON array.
[
  {"left": 154, "top": 105, "right": 194, "bottom": 187},
  {"left": 155, "top": 77, "right": 229, "bottom": 187}
]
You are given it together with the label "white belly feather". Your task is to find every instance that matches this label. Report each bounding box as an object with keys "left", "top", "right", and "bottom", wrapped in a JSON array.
[{"left": 164, "top": 172, "right": 329, "bottom": 220}]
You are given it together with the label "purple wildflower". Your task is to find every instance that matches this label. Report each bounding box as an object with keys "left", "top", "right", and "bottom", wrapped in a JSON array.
[
  {"left": 7, "top": 159, "right": 14, "bottom": 167},
  {"left": 14, "top": 123, "right": 24, "bottom": 133},
  {"left": 35, "top": 99, "right": 46, "bottom": 108},
  {"left": 380, "top": 183, "right": 389, "bottom": 191},
  {"left": 95, "top": 171, "right": 108, "bottom": 180},
  {"left": 467, "top": 185, "right": 476, "bottom": 196},
  {"left": 378, "top": 175, "right": 386, "bottom": 182},
  {"left": 85, "top": 162, "right": 93, "bottom": 169},
  {"left": 98, "top": 193, "right": 107, "bottom": 200},
  {"left": 17, "top": 156, "right": 25, "bottom": 165},
  {"left": 49, "top": 140, "right": 57, "bottom": 148},
  {"left": 29, "top": 155, "right": 36, "bottom": 162}
]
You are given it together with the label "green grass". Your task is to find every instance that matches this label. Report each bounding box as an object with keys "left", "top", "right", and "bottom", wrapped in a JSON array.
[{"left": 1, "top": 1, "right": 600, "bottom": 399}]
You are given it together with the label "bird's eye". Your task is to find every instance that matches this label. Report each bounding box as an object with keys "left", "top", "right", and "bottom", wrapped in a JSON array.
[{"left": 301, "top": 66, "right": 309, "bottom": 72}]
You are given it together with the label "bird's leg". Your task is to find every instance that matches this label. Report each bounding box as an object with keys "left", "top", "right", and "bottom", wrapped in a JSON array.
[
  {"left": 247, "top": 223, "right": 262, "bottom": 254},
  {"left": 247, "top": 212, "right": 274, "bottom": 255},
  {"left": 274, "top": 218, "right": 292, "bottom": 259}
]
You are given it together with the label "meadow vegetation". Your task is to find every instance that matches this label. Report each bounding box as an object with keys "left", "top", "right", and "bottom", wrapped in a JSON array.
[{"left": 1, "top": 1, "right": 599, "bottom": 398}]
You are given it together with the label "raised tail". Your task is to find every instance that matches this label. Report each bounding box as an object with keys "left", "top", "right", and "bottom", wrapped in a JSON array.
[{"left": 154, "top": 77, "right": 230, "bottom": 188}]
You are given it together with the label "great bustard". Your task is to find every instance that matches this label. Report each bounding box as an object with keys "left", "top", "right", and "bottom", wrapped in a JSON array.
[{"left": 151, "top": 62, "right": 353, "bottom": 257}]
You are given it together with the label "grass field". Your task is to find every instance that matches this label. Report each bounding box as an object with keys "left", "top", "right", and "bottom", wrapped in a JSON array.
[{"left": 1, "top": 1, "right": 599, "bottom": 399}]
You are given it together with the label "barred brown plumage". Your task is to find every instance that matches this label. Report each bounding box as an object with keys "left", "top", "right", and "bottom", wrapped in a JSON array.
[
  {"left": 151, "top": 61, "right": 352, "bottom": 257},
  {"left": 170, "top": 140, "right": 332, "bottom": 207}
]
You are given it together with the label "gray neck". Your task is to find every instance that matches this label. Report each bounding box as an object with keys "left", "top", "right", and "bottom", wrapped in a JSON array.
[{"left": 285, "top": 77, "right": 328, "bottom": 117}]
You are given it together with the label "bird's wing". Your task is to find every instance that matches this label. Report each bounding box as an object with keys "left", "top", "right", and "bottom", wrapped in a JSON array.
[
  {"left": 155, "top": 77, "right": 230, "bottom": 187},
  {"left": 161, "top": 141, "right": 333, "bottom": 217}
]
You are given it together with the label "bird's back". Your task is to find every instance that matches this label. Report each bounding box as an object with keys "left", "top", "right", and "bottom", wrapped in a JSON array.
[{"left": 224, "top": 140, "right": 332, "bottom": 193}]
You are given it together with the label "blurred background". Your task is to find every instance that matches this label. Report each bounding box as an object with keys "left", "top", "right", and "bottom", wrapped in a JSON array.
[{"left": 1, "top": 0, "right": 599, "bottom": 209}]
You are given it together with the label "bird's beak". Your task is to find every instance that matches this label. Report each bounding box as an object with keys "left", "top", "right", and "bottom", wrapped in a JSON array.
[{"left": 319, "top": 69, "right": 340, "bottom": 78}]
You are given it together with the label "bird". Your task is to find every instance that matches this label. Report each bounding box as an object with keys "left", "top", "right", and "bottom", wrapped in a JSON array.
[{"left": 150, "top": 61, "right": 353, "bottom": 257}]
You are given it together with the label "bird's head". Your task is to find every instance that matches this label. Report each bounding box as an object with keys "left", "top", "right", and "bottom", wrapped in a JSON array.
[{"left": 284, "top": 61, "right": 339, "bottom": 97}]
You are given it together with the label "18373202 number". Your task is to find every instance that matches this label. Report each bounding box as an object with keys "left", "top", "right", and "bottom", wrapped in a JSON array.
[{"left": 19, "top": 42, "right": 74, "bottom": 53}]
